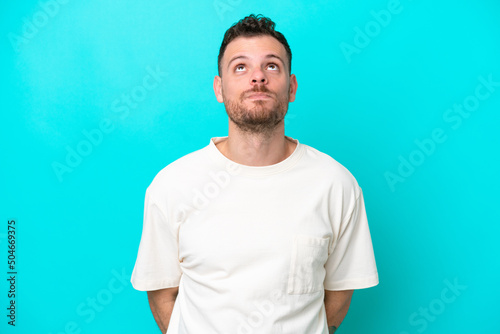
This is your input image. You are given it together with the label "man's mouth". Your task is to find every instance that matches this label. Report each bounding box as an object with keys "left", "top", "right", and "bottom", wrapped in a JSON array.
[{"left": 247, "top": 93, "right": 272, "bottom": 100}]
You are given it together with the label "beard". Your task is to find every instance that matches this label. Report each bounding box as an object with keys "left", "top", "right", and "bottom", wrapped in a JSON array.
[{"left": 222, "top": 85, "right": 289, "bottom": 136}]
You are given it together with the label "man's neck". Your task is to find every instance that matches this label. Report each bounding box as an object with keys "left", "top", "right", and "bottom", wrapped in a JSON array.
[{"left": 215, "top": 121, "right": 296, "bottom": 166}]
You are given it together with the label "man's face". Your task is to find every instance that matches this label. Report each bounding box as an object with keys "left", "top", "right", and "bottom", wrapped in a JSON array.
[{"left": 214, "top": 35, "right": 297, "bottom": 135}]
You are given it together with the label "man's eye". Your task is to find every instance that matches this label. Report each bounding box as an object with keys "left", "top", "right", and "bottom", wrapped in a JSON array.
[
  {"left": 235, "top": 65, "right": 245, "bottom": 72},
  {"left": 268, "top": 63, "right": 278, "bottom": 70}
]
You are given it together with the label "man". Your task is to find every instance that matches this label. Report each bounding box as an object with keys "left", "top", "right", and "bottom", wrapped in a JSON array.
[{"left": 131, "top": 14, "right": 378, "bottom": 334}]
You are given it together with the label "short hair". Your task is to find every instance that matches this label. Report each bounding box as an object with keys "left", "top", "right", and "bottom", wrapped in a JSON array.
[{"left": 217, "top": 14, "right": 292, "bottom": 76}]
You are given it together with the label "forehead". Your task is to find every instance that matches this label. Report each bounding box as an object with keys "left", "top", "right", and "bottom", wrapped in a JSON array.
[{"left": 223, "top": 35, "right": 287, "bottom": 64}]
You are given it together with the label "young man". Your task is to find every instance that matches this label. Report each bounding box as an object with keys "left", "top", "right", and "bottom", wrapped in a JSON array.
[{"left": 131, "top": 14, "right": 379, "bottom": 334}]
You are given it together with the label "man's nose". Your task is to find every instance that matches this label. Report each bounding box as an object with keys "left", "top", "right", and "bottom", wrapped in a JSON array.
[{"left": 251, "top": 68, "right": 267, "bottom": 85}]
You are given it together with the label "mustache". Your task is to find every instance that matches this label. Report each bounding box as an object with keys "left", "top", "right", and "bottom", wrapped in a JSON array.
[{"left": 241, "top": 85, "right": 274, "bottom": 99}]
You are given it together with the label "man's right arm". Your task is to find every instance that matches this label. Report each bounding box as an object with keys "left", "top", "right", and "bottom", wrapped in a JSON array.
[{"left": 147, "top": 286, "right": 179, "bottom": 333}]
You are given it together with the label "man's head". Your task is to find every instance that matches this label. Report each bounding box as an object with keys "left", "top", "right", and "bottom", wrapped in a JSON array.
[
  {"left": 214, "top": 14, "right": 297, "bottom": 136},
  {"left": 217, "top": 14, "right": 292, "bottom": 77}
]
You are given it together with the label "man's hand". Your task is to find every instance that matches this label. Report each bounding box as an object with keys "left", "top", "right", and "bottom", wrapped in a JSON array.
[
  {"left": 324, "top": 289, "right": 354, "bottom": 332},
  {"left": 147, "top": 286, "right": 179, "bottom": 333}
]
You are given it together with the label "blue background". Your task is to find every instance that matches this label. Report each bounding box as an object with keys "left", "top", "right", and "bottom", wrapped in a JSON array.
[{"left": 1, "top": 0, "right": 499, "bottom": 333}]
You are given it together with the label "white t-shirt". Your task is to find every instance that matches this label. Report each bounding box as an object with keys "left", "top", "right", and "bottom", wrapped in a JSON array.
[{"left": 131, "top": 136, "right": 379, "bottom": 334}]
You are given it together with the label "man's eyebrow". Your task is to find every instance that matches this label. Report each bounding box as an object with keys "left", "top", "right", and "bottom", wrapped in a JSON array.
[
  {"left": 227, "top": 55, "right": 249, "bottom": 70},
  {"left": 264, "top": 54, "right": 285, "bottom": 66},
  {"left": 226, "top": 54, "right": 285, "bottom": 70}
]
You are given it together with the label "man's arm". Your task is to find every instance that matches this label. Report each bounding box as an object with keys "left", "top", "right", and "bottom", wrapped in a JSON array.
[
  {"left": 147, "top": 286, "right": 179, "bottom": 333},
  {"left": 324, "top": 289, "right": 354, "bottom": 333}
]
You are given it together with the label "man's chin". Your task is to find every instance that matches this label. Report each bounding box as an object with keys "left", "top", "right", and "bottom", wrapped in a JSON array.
[{"left": 247, "top": 100, "right": 279, "bottom": 113}]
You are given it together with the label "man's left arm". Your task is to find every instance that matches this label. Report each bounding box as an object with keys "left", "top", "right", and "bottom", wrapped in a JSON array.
[{"left": 324, "top": 289, "right": 354, "bottom": 333}]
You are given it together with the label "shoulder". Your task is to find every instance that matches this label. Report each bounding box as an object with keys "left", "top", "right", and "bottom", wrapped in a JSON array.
[
  {"left": 146, "top": 145, "right": 210, "bottom": 197},
  {"left": 300, "top": 143, "right": 361, "bottom": 197}
]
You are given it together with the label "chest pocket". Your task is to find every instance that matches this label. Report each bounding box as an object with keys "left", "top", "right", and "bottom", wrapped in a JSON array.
[{"left": 287, "top": 234, "right": 330, "bottom": 295}]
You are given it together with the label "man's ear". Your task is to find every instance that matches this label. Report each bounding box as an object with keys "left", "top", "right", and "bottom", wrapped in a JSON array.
[
  {"left": 288, "top": 74, "right": 298, "bottom": 102},
  {"left": 214, "top": 76, "right": 224, "bottom": 103}
]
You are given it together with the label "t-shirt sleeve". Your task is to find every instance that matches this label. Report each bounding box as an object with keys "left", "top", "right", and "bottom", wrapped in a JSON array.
[
  {"left": 130, "top": 188, "right": 182, "bottom": 291},
  {"left": 324, "top": 187, "right": 379, "bottom": 290}
]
